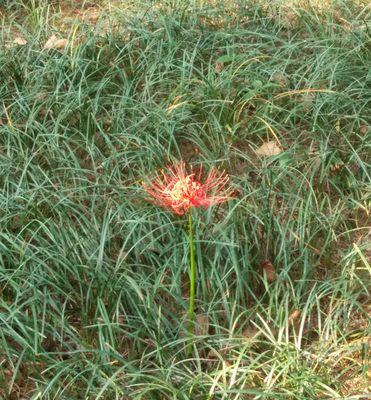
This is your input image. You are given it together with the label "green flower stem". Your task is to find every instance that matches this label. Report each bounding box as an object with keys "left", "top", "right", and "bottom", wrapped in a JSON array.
[{"left": 188, "top": 209, "right": 195, "bottom": 335}]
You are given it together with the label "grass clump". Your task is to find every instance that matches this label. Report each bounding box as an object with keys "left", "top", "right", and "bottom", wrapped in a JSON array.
[{"left": 0, "top": 0, "right": 370, "bottom": 398}]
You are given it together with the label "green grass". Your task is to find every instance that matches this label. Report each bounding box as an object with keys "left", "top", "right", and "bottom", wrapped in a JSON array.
[{"left": 0, "top": 0, "right": 370, "bottom": 398}]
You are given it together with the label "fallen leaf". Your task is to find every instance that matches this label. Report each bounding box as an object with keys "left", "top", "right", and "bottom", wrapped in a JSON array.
[
  {"left": 301, "top": 92, "right": 315, "bottom": 111},
  {"left": 241, "top": 327, "right": 260, "bottom": 339},
  {"left": 206, "top": 348, "right": 219, "bottom": 360},
  {"left": 44, "top": 35, "right": 68, "bottom": 50},
  {"left": 309, "top": 140, "right": 319, "bottom": 154},
  {"left": 255, "top": 141, "right": 282, "bottom": 157},
  {"left": 13, "top": 37, "right": 27, "bottom": 46},
  {"left": 288, "top": 309, "right": 301, "bottom": 324},
  {"left": 272, "top": 71, "right": 287, "bottom": 87},
  {"left": 330, "top": 162, "right": 344, "bottom": 172},
  {"left": 260, "top": 259, "right": 277, "bottom": 282},
  {"left": 87, "top": 11, "right": 100, "bottom": 22},
  {"left": 360, "top": 125, "right": 368, "bottom": 135},
  {"left": 195, "top": 313, "right": 209, "bottom": 336},
  {"left": 215, "top": 61, "right": 224, "bottom": 73},
  {"left": 206, "top": 347, "right": 231, "bottom": 368}
]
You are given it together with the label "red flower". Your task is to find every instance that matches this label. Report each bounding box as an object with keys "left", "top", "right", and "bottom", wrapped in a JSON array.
[{"left": 143, "top": 162, "right": 232, "bottom": 215}]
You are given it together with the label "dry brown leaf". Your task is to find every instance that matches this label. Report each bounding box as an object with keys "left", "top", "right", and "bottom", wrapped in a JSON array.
[
  {"left": 44, "top": 35, "right": 68, "bottom": 50},
  {"left": 309, "top": 140, "right": 319, "bottom": 154},
  {"left": 301, "top": 92, "right": 315, "bottom": 111},
  {"left": 261, "top": 259, "right": 277, "bottom": 282},
  {"left": 13, "top": 37, "right": 27, "bottom": 46},
  {"left": 206, "top": 348, "right": 219, "bottom": 360},
  {"left": 207, "top": 347, "right": 230, "bottom": 358},
  {"left": 241, "top": 327, "right": 260, "bottom": 339},
  {"left": 255, "top": 141, "right": 282, "bottom": 157},
  {"left": 195, "top": 313, "right": 209, "bottom": 336},
  {"left": 288, "top": 309, "right": 301, "bottom": 323},
  {"left": 87, "top": 11, "right": 100, "bottom": 22},
  {"left": 215, "top": 62, "right": 224, "bottom": 73},
  {"left": 360, "top": 125, "right": 368, "bottom": 135},
  {"left": 272, "top": 71, "right": 287, "bottom": 87}
]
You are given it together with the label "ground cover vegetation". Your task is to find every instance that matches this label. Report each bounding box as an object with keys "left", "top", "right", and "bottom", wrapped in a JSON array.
[{"left": 0, "top": 0, "right": 370, "bottom": 398}]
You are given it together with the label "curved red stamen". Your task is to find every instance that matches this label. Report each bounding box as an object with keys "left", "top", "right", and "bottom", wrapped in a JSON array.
[{"left": 143, "top": 161, "right": 233, "bottom": 215}]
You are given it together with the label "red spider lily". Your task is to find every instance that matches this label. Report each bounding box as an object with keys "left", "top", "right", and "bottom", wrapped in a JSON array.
[{"left": 143, "top": 162, "right": 232, "bottom": 215}]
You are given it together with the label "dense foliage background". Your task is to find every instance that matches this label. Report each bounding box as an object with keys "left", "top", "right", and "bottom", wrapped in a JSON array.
[{"left": 0, "top": 1, "right": 370, "bottom": 398}]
